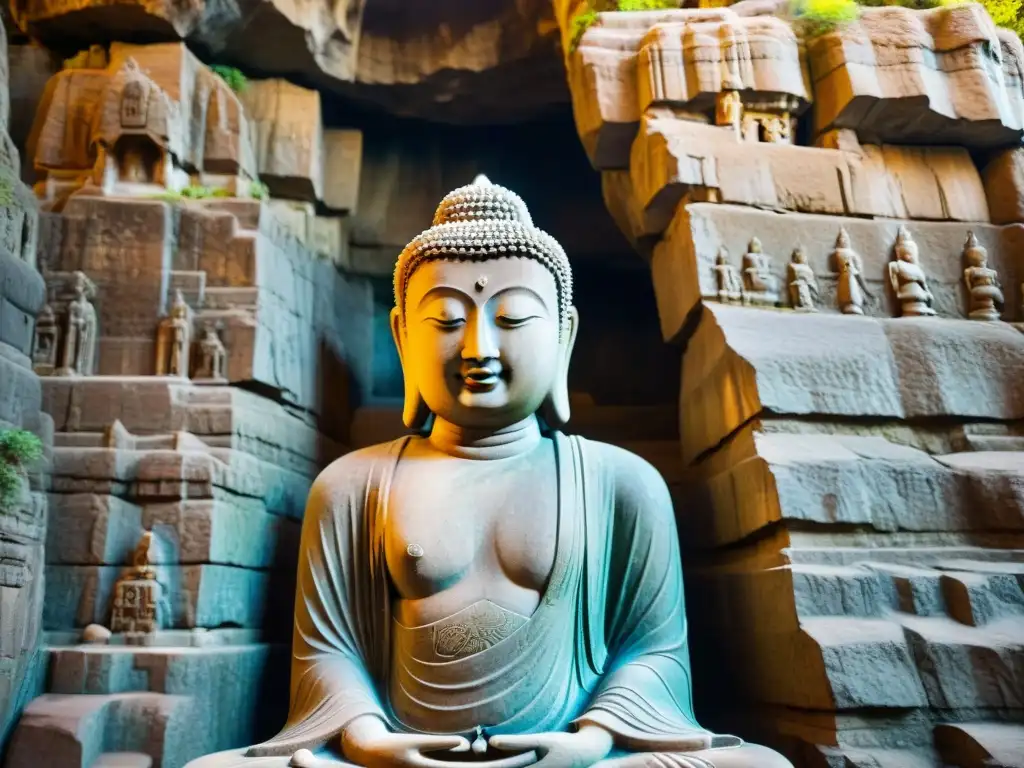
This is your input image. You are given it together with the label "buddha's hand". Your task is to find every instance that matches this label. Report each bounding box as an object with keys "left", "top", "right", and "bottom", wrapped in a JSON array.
[
  {"left": 488, "top": 724, "right": 614, "bottom": 768},
  {"left": 341, "top": 714, "right": 471, "bottom": 768}
]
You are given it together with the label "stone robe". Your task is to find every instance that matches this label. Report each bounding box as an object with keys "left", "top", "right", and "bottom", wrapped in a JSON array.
[{"left": 190, "top": 432, "right": 732, "bottom": 766}]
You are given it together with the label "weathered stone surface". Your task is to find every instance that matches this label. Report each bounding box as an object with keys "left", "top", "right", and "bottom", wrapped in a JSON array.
[
  {"left": 5, "top": 640, "right": 286, "bottom": 767},
  {"left": 808, "top": 4, "right": 1024, "bottom": 148},
  {"left": 683, "top": 428, "right": 1024, "bottom": 546},
  {"left": 559, "top": 3, "right": 808, "bottom": 168},
  {"left": 322, "top": 129, "right": 362, "bottom": 213},
  {"left": 45, "top": 563, "right": 272, "bottom": 629},
  {"left": 11, "top": 0, "right": 566, "bottom": 124},
  {"left": 632, "top": 114, "right": 990, "bottom": 236},
  {"left": 239, "top": 79, "right": 322, "bottom": 202},
  {"left": 652, "top": 204, "right": 1023, "bottom": 341},
  {"left": 678, "top": 304, "right": 1024, "bottom": 463},
  {"left": 983, "top": 148, "right": 1024, "bottom": 225}
]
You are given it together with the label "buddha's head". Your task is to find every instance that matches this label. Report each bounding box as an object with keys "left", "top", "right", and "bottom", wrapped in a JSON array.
[{"left": 391, "top": 175, "right": 578, "bottom": 432}]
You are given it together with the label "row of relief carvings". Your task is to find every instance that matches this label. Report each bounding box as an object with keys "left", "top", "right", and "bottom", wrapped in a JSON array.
[
  {"left": 713, "top": 227, "right": 1010, "bottom": 320},
  {"left": 33, "top": 280, "right": 227, "bottom": 380}
]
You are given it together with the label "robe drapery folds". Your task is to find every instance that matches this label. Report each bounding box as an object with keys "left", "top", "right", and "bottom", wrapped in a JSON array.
[{"left": 247, "top": 432, "right": 714, "bottom": 758}]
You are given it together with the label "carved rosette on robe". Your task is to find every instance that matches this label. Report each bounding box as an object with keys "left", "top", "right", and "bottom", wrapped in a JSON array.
[
  {"left": 156, "top": 289, "right": 194, "bottom": 377},
  {"left": 110, "top": 531, "right": 164, "bottom": 634}
]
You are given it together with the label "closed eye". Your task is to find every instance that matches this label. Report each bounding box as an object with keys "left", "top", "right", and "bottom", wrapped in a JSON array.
[
  {"left": 428, "top": 317, "right": 466, "bottom": 329},
  {"left": 497, "top": 315, "right": 538, "bottom": 328}
]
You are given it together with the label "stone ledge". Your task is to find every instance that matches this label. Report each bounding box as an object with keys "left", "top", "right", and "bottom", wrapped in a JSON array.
[{"left": 43, "top": 564, "right": 276, "bottom": 630}]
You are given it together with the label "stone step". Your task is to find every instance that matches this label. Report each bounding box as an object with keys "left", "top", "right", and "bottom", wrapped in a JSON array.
[
  {"left": 93, "top": 752, "right": 154, "bottom": 768},
  {"left": 4, "top": 692, "right": 194, "bottom": 768},
  {"left": 46, "top": 492, "right": 299, "bottom": 569}
]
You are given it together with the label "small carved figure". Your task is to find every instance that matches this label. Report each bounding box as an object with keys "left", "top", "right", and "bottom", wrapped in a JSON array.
[
  {"left": 110, "top": 530, "right": 164, "bottom": 634},
  {"left": 156, "top": 290, "right": 193, "bottom": 377},
  {"left": 57, "top": 293, "right": 84, "bottom": 376},
  {"left": 787, "top": 247, "right": 818, "bottom": 312},
  {"left": 889, "top": 226, "right": 935, "bottom": 317},
  {"left": 742, "top": 237, "right": 780, "bottom": 306},
  {"left": 833, "top": 228, "right": 870, "bottom": 315},
  {"left": 714, "top": 247, "right": 743, "bottom": 303},
  {"left": 195, "top": 323, "right": 227, "bottom": 381},
  {"left": 762, "top": 116, "right": 786, "bottom": 144},
  {"left": 715, "top": 90, "right": 742, "bottom": 136},
  {"left": 962, "top": 231, "right": 1003, "bottom": 321},
  {"left": 33, "top": 304, "right": 58, "bottom": 374},
  {"left": 71, "top": 272, "right": 97, "bottom": 376}
]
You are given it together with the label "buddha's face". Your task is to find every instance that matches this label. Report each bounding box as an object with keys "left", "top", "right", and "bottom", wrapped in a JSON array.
[{"left": 398, "top": 256, "right": 563, "bottom": 429}]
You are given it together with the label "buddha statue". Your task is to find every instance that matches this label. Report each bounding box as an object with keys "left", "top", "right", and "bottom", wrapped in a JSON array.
[
  {"left": 185, "top": 176, "right": 792, "bottom": 768},
  {"left": 888, "top": 226, "right": 935, "bottom": 318}
]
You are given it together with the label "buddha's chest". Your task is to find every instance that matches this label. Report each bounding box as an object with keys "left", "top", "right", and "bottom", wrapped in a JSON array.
[{"left": 384, "top": 453, "right": 558, "bottom": 615}]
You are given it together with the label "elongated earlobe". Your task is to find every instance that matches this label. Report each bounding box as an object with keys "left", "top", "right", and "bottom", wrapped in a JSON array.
[
  {"left": 390, "top": 308, "right": 431, "bottom": 430},
  {"left": 540, "top": 306, "right": 579, "bottom": 429}
]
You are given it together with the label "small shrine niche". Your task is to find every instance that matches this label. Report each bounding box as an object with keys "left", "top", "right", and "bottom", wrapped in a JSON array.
[
  {"left": 110, "top": 531, "right": 165, "bottom": 635},
  {"left": 715, "top": 90, "right": 800, "bottom": 145},
  {"left": 114, "top": 135, "right": 162, "bottom": 184}
]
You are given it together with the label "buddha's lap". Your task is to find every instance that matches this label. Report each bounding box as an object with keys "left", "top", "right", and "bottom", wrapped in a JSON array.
[{"left": 183, "top": 744, "right": 792, "bottom": 768}]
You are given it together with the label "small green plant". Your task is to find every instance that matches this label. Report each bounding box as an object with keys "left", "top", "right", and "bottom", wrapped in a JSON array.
[
  {"left": 570, "top": 0, "right": 678, "bottom": 52},
  {"left": 791, "top": 0, "right": 861, "bottom": 36},
  {"left": 150, "top": 184, "right": 232, "bottom": 202},
  {"left": 0, "top": 429, "right": 42, "bottom": 511},
  {"left": 248, "top": 180, "right": 270, "bottom": 200},
  {"left": 210, "top": 65, "right": 248, "bottom": 94}
]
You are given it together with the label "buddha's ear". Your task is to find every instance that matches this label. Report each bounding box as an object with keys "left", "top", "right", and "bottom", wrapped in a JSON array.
[
  {"left": 540, "top": 306, "right": 579, "bottom": 429},
  {"left": 390, "top": 308, "right": 431, "bottom": 430}
]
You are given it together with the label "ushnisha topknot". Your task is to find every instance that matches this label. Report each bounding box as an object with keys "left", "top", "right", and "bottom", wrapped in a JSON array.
[{"left": 393, "top": 174, "right": 574, "bottom": 334}]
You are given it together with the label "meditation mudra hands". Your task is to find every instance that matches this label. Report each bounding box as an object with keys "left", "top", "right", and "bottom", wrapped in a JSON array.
[{"left": 288, "top": 716, "right": 615, "bottom": 768}]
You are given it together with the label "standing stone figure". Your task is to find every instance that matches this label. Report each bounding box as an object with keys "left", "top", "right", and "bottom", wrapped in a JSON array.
[
  {"left": 33, "top": 304, "right": 58, "bottom": 375},
  {"left": 833, "top": 227, "right": 869, "bottom": 315},
  {"left": 110, "top": 531, "right": 164, "bottom": 634},
  {"left": 71, "top": 272, "right": 97, "bottom": 376},
  {"left": 787, "top": 247, "right": 818, "bottom": 312},
  {"left": 742, "top": 237, "right": 780, "bottom": 306},
  {"left": 762, "top": 116, "right": 786, "bottom": 144},
  {"left": 714, "top": 247, "right": 743, "bottom": 303},
  {"left": 715, "top": 90, "right": 742, "bottom": 137},
  {"left": 156, "top": 290, "right": 193, "bottom": 377},
  {"left": 962, "top": 231, "right": 1003, "bottom": 321},
  {"left": 888, "top": 226, "right": 936, "bottom": 317},
  {"left": 195, "top": 323, "right": 227, "bottom": 381},
  {"left": 57, "top": 293, "right": 84, "bottom": 376},
  {"left": 184, "top": 176, "right": 793, "bottom": 768}
]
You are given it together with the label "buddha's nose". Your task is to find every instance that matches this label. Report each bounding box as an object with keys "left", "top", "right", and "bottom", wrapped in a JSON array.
[{"left": 461, "top": 314, "right": 499, "bottom": 362}]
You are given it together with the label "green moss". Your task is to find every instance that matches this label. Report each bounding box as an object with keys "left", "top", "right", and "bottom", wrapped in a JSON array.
[
  {"left": 617, "top": 0, "right": 677, "bottom": 9},
  {"left": 248, "top": 180, "right": 270, "bottom": 200},
  {"left": 570, "top": 0, "right": 678, "bottom": 52},
  {"left": 150, "top": 184, "right": 233, "bottom": 203},
  {"left": 0, "top": 429, "right": 42, "bottom": 512},
  {"left": 570, "top": 7, "right": 600, "bottom": 52},
  {"left": 210, "top": 65, "right": 248, "bottom": 94},
  {"left": 791, "top": 0, "right": 861, "bottom": 35},
  {"left": 0, "top": 170, "right": 15, "bottom": 207}
]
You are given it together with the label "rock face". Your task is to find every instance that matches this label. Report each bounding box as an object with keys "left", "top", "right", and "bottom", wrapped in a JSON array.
[
  {"left": 8, "top": 0, "right": 567, "bottom": 123},
  {"left": 0, "top": 20, "right": 51, "bottom": 751},
  {"left": 1, "top": 38, "right": 374, "bottom": 767},
  {"left": 559, "top": 3, "right": 1024, "bottom": 766}
]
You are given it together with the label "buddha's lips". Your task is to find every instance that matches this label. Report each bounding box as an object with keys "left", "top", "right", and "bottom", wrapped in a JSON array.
[{"left": 462, "top": 366, "right": 500, "bottom": 391}]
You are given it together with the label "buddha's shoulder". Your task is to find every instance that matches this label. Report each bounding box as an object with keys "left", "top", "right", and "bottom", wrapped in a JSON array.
[
  {"left": 575, "top": 436, "right": 671, "bottom": 507},
  {"left": 308, "top": 438, "right": 409, "bottom": 501}
]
